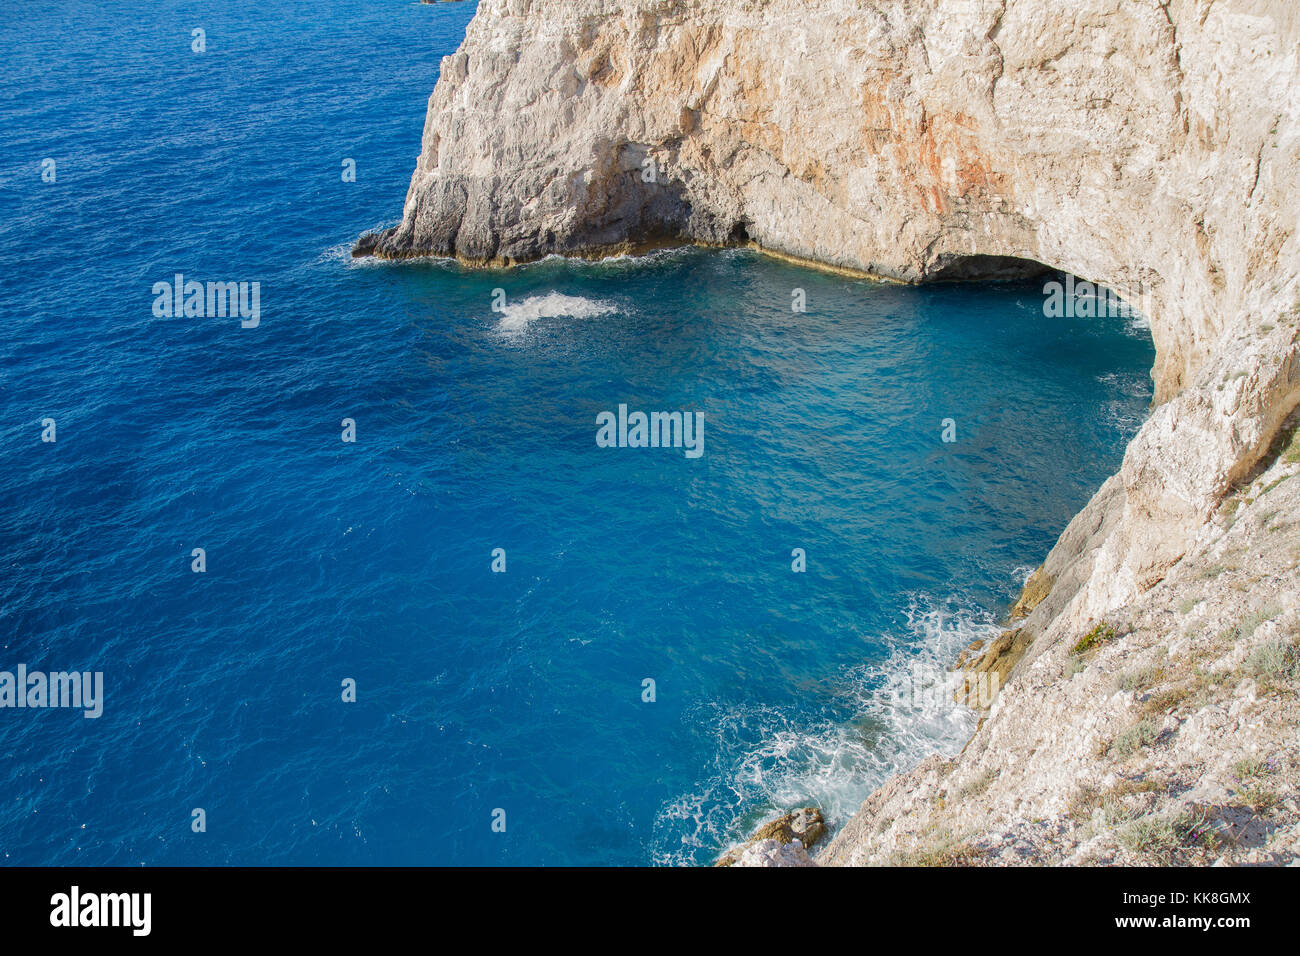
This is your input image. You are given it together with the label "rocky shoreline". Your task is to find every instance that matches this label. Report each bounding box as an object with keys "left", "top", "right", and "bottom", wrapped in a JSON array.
[
  {"left": 818, "top": 408, "right": 1300, "bottom": 865},
  {"left": 363, "top": 0, "right": 1300, "bottom": 865}
]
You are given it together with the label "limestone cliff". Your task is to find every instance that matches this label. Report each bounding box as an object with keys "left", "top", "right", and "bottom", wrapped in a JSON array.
[{"left": 359, "top": 0, "right": 1300, "bottom": 864}]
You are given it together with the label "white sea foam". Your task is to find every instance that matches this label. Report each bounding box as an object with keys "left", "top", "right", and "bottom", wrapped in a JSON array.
[
  {"left": 1096, "top": 371, "right": 1153, "bottom": 436},
  {"left": 316, "top": 241, "right": 356, "bottom": 265},
  {"left": 496, "top": 292, "right": 618, "bottom": 332},
  {"left": 1125, "top": 310, "right": 1152, "bottom": 336},
  {"left": 584, "top": 246, "right": 698, "bottom": 269},
  {"left": 652, "top": 594, "right": 996, "bottom": 865},
  {"left": 1104, "top": 401, "right": 1147, "bottom": 437},
  {"left": 1011, "top": 564, "right": 1038, "bottom": 586}
]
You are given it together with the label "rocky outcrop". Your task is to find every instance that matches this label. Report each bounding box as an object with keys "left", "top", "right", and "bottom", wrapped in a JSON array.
[
  {"left": 714, "top": 808, "right": 828, "bottom": 866},
  {"left": 732, "top": 839, "right": 817, "bottom": 867},
  {"left": 361, "top": 0, "right": 1300, "bottom": 864},
  {"left": 821, "top": 409, "right": 1300, "bottom": 865}
]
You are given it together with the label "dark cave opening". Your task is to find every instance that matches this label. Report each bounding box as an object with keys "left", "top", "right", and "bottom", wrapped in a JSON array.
[{"left": 928, "top": 254, "right": 1056, "bottom": 282}]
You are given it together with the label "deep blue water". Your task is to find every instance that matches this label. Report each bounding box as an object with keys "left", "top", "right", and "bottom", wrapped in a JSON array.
[{"left": 0, "top": 1, "right": 1154, "bottom": 865}]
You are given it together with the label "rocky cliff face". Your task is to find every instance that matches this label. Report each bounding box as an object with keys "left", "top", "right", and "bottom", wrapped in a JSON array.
[{"left": 360, "top": 0, "right": 1300, "bottom": 864}]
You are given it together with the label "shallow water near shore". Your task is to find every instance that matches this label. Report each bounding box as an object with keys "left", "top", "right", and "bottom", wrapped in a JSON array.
[{"left": 0, "top": 0, "right": 1154, "bottom": 865}]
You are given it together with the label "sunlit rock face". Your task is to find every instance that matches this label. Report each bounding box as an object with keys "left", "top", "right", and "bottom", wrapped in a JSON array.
[
  {"left": 362, "top": 0, "right": 1299, "bottom": 616},
  {"left": 361, "top": 0, "right": 1300, "bottom": 863}
]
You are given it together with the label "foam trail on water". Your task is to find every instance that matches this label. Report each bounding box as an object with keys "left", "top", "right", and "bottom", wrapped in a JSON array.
[
  {"left": 652, "top": 593, "right": 996, "bottom": 866},
  {"left": 496, "top": 292, "right": 618, "bottom": 332},
  {"left": 848, "top": 596, "right": 994, "bottom": 767}
]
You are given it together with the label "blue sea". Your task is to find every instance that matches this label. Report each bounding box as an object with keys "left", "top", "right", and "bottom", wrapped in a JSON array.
[{"left": 0, "top": 1, "right": 1154, "bottom": 865}]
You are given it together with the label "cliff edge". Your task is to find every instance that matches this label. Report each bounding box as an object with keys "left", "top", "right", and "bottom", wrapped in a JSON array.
[{"left": 360, "top": 0, "right": 1300, "bottom": 864}]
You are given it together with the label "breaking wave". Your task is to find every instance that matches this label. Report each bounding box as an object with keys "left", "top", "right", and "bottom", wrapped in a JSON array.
[
  {"left": 651, "top": 593, "right": 996, "bottom": 866},
  {"left": 496, "top": 292, "right": 619, "bottom": 332}
]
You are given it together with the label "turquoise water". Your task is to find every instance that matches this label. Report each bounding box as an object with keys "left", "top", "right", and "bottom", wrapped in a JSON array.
[{"left": 0, "top": 0, "right": 1153, "bottom": 865}]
